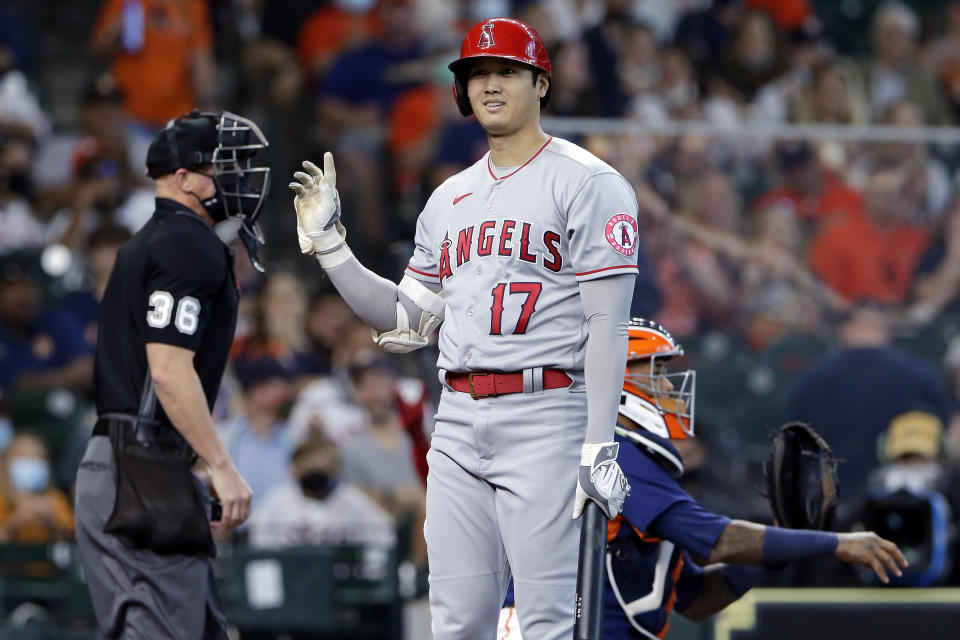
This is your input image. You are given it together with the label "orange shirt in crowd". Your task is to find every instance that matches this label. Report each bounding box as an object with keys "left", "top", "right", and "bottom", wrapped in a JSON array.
[
  {"left": 0, "top": 489, "right": 75, "bottom": 544},
  {"left": 753, "top": 172, "right": 863, "bottom": 226},
  {"left": 809, "top": 215, "right": 930, "bottom": 304},
  {"left": 388, "top": 85, "right": 443, "bottom": 191},
  {"left": 745, "top": 0, "right": 811, "bottom": 32},
  {"left": 91, "top": 0, "right": 213, "bottom": 128},
  {"left": 298, "top": 5, "right": 381, "bottom": 76}
]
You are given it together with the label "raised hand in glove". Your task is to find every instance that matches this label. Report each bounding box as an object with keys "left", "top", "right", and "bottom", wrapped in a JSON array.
[
  {"left": 288, "top": 152, "right": 350, "bottom": 266},
  {"left": 572, "top": 441, "right": 631, "bottom": 520}
]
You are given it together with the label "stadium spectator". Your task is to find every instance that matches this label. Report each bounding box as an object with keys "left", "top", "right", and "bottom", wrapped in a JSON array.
[
  {"left": 749, "top": 13, "right": 833, "bottom": 123},
  {"left": 713, "top": 10, "right": 790, "bottom": 105},
  {"left": 849, "top": 100, "right": 952, "bottom": 224},
  {"left": 0, "top": 255, "right": 92, "bottom": 394},
  {"left": 0, "top": 123, "right": 53, "bottom": 253},
  {"left": 0, "top": 432, "right": 73, "bottom": 544},
  {"left": 858, "top": 410, "right": 960, "bottom": 586},
  {"left": 260, "top": 269, "right": 309, "bottom": 356},
  {"left": 741, "top": 202, "right": 838, "bottom": 350},
  {"left": 316, "top": 0, "right": 429, "bottom": 263},
  {"left": 751, "top": 140, "right": 863, "bottom": 229},
  {"left": 809, "top": 165, "right": 929, "bottom": 304},
  {"left": 231, "top": 269, "right": 307, "bottom": 374},
  {"left": 33, "top": 73, "right": 149, "bottom": 207},
  {"left": 77, "top": 74, "right": 140, "bottom": 187},
  {"left": 855, "top": 1, "right": 951, "bottom": 125},
  {"left": 386, "top": 47, "right": 463, "bottom": 200},
  {"left": 654, "top": 171, "right": 744, "bottom": 338},
  {"left": 615, "top": 22, "right": 660, "bottom": 100},
  {"left": 297, "top": 289, "right": 359, "bottom": 377},
  {"left": 673, "top": 0, "right": 741, "bottom": 83},
  {"left": 338, "top": 354, "right": 426, "bottom": 565},
  {"left": 629, "top": 47, "right": 701, "bottom": 124},
  {"left": 288, "top": 321, "right": 389, "bottom": 447},
  {"left": 785, "top": 303, "right": 952, "bottom": 504},
  {"left": 249, "top": 435, "right": 396, "bottom": 549},
  {"left": 239, "top": 0, "right": 307, "bottom": 113},
  {"left": 54, "top": 139, "right": 153, "bottom": 249},
  {"left": 57, "top": 222, "right": 131, "bottom": 353},
  {"left": 90, "top": 0, "right": 216, "bottom": 132},
  {"left": 298, "top": 0, "right": 380, "bottom": 81},
  {"left": 794, "top": 60, "right": 870, "bottom": 125},
  {"left": 219, "top": 350, "right": 297, "bottom": 512},
  {"left": 581, "top": 0, "right": 641, "bottom": 117}
]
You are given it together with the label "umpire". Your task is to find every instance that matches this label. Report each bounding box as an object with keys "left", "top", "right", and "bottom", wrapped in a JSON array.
[{"left": 75, "top": 110, "right": 271, "bottom": 639}]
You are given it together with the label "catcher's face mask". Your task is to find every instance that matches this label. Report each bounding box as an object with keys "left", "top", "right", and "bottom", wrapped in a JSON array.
[
  {"left": 148, "top": 110, "right": 271, "bottom": 271},
  {"left": 620, "top": 318, "right": 696, "bottom": 439},
  {"left": 207, "top": 112, "right": 271, "bottom": 272}
]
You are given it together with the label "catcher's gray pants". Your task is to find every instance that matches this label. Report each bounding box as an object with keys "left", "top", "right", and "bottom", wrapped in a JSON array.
[
  {"left": 426, "top": 379, "right": 586, "bottom": 640},
  {"left": 74, "top": 436, "right": 227, "bottom": 640}
]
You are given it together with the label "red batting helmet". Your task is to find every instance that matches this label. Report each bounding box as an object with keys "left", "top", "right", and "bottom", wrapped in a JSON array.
[{"left": 448, "top": 17, "right": 552, "bottom": 117}]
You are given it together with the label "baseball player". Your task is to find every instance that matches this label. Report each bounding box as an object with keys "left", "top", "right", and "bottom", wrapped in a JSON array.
[
  {"left": 496, "top": 319, "right": 908, "bottom": 639},
  {"left": 290, "top": 17, "right": 635, "bottom": 640}
]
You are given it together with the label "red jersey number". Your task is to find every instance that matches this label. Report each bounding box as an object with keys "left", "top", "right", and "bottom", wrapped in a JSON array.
[{"left": 489, "top": 282, "right": 542, "bottom": 335}]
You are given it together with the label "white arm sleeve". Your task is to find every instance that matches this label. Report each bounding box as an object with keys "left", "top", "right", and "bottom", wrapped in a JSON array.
[
  {"left": 324, "top": 255, "right": 441, "bottom": 333},
  {"left": 579, "top": 273, "right": 634, "bottom": 444}
]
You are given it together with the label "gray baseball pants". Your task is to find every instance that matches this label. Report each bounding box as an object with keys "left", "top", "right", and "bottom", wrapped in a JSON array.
[
  {"left": 74, "top": 436, "right": 227, "bottom": 640},
  {"left": 426, "top": 377, "right": 586, "bottom": 639}
]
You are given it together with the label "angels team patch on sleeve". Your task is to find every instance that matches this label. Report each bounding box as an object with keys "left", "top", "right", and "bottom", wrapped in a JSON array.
[{"left": 604, "top": 213, "right": 638, "bottom": 256}]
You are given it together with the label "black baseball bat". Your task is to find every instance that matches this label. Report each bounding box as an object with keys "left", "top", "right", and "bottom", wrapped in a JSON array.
[{"left": 573, "top": 501, "right": 606, "bottom": 639}]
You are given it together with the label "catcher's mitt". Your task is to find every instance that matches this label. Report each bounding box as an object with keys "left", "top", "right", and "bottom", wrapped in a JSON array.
[{"left": 764, "top": 421, "right": 839, "bottom": 530}]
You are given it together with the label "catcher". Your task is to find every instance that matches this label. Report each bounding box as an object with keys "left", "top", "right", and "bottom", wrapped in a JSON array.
[{"left": 498, "top": 319, "right": 907, "bottom": 640}]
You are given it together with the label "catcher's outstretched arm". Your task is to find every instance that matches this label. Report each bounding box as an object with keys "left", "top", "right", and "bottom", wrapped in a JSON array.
[
  {"left": 706, "top": 521, "right": 907, "bottom": 583},
  {"left": 653, "top": 503, "right": 908, "bottom": 584}
]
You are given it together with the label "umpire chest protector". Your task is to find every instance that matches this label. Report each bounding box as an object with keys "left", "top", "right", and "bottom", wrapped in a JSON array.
[{"left": 94, "top": 197, "right": 239, "bottom": 426}]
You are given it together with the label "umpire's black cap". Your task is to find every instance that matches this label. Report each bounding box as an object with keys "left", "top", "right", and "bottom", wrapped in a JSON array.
[{"left": 145, "top": 110, "right": 218, "bottom": 178}]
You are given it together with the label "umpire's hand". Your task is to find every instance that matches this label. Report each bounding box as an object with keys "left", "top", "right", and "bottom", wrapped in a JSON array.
[{"left": 208, "top": 461, "right": 253, "bottom": 530}]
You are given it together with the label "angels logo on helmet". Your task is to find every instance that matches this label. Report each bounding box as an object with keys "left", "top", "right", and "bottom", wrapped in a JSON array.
[{"left": 478, "top": 22, "right": 495, "bottom": 48}]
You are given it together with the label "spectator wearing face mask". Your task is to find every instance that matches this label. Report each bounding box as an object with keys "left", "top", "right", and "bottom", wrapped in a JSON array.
[
  {"left": 248, "top": 435, "right": 395, "bottom": 549},
  {"left": 0, "top": 254, "right": 93, "bottom": 395},
  {"left": 0, "top": 432, "right": 73, "bottom": 543}
]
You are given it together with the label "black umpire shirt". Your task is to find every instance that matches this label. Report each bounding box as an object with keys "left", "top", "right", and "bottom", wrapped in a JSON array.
[{"left": 94, "top": 197, "right": 238, "bottom": 428}]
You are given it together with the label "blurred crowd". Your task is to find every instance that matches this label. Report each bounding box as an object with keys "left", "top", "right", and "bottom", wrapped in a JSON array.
[{"left": 1, "top": 0, "right": 960, "bottom": 596}]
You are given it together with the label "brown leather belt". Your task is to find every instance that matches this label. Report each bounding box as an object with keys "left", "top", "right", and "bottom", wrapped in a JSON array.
[{"left": 445, "top": 369, "right": 572, "bottom": 399}]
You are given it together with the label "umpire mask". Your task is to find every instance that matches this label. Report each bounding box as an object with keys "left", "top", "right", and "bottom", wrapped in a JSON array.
[{"left": 147, "top": 110, "right": 272, "bottom": 271}]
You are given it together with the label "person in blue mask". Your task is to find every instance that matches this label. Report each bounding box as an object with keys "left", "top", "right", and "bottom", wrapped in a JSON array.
[{"left": 0, "top": 432, "right": 74, "bottom": 543}]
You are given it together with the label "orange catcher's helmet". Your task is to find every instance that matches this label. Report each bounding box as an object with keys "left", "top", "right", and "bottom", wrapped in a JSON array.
[
  {"left": 448, "top": 17, "right": 552, "bottom": 117},
  {"left": 621, "top": 318, "right": 696, "bottom": 441}
]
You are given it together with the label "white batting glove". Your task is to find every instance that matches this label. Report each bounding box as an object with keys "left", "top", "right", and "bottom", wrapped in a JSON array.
[
  {"left": 288, "top": 152, "right": 351, "bottom": 267},
  {"left": 572, "top": 441, "right": 631, "bottom": 520}
]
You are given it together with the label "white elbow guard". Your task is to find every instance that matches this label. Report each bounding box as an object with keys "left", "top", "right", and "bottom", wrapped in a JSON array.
[{"left": 372, "top": 276, "right": 445, "bottom": 353}]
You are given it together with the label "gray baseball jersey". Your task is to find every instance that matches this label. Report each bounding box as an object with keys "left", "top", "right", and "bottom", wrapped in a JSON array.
[
  {"left": 408, "top": 136, "right": 639, "bottom": 640},
  {"left": 406, "top": 136, "right": 639, "bottom": 372}
]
